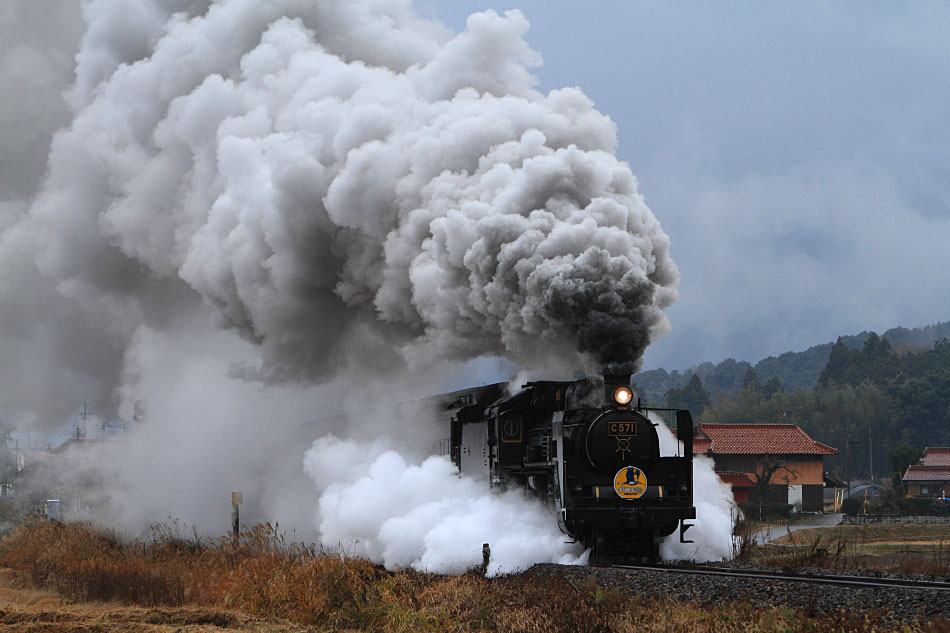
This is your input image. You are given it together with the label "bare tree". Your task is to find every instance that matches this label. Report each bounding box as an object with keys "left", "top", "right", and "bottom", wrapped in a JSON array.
[{"left": 750, "top": 456, "right": 799, "bottom": 521}]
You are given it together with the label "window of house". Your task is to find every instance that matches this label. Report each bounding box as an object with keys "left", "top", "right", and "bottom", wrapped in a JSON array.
[{"left": 921, "top": 486, "right": 930, "bottom": 495}]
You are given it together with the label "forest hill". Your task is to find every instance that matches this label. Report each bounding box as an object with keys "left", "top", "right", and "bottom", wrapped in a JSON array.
[{"left": 635, "top": 328, "right": 950, "bottom": 487}]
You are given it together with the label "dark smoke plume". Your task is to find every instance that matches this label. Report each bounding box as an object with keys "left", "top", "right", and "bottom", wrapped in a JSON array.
[{"left": 0, "top": 0, "right": 677, "bottom": 424}]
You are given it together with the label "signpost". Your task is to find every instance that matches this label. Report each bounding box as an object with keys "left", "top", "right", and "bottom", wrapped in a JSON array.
[{"left": 231, "top": 491, "right": 243, "bottom": 537}]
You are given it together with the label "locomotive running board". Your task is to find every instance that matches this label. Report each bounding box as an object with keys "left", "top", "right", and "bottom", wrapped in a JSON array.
[{"left": 679, "top": 521, "right": 694, "bottom": 544}]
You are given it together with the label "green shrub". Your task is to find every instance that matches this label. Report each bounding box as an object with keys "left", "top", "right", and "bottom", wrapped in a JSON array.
[
  {"left": 895, "top": 497, "right": 935, "bottom": 516},
  {"left": 840, "top": 496, "right": 864, "bottom": 516}
]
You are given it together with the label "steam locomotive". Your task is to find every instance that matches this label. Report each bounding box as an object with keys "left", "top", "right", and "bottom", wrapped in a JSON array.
[{"left": 445, "top": 374, "right": 696, "bottom": 563}]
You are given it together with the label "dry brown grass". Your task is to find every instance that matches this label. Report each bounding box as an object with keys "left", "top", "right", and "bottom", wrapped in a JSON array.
[
  {"left": 0, "top": 519, "right": 946, "bottom": 632},
  {"left": 746, "top": 524, "right": 950, "bottom": 576}
]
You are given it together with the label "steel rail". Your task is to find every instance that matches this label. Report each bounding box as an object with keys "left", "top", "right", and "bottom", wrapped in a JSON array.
[{"left": 608, "top": 564, "right": 950, "bottom": 592}]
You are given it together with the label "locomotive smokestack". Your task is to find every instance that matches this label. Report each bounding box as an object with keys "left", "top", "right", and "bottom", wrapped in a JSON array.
[
  {"left": 602, "top": 373, "right": 633, "bottom": 394},
  {"left": 602, "top": 373, "right": 632, "bottom": 386}
]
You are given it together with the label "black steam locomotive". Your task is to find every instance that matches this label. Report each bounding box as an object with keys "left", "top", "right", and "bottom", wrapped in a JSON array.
[{"left": 446, "top": 374, "right": 696, "bottom": 563}]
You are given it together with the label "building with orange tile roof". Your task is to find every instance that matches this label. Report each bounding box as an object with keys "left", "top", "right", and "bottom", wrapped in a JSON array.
[
  {"left": 691, "top": 423, "right": 838, "bottom": 512},
  {"left": 902, "top": 447, "right": 950, "bottom": 497}
]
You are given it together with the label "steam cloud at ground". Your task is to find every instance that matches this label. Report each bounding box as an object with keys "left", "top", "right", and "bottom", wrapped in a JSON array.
[
  {"left": 654, "top": 417, "right": 736, "bottom": 562},
  {"left": 0, "top": 0, "right": 727, "bottom": 572},
  {"left": 306, "top": 436, "right": 587, "bottom": 575}
]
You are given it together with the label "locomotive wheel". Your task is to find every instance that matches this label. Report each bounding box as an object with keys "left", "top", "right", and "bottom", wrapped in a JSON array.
[{"left": 590, "top": 528, "right": 607, "bottom": 564}]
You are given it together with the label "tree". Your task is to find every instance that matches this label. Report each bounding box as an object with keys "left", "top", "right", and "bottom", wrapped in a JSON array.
[
  {"left": 664, "top": 373, "right": 710, "bottom": 416},
  {"left": 734, "top": 368, "right": 765, "bottom": 412},
  {"left": 742, "top": 368, "right": 762, "bottom": 391},
  {"left": 819, "top": 338, "right": 861, "bottom": 386},
  {"left": 863, "top": 332, "right": 891, "bottom": 363},
  {"left": 887, "top": 368, "right": 950, "bottom": 446},
  {"left": 698, "top": 358, "right": 752, "bottom": 395},
  {"left": 762, "top": 376, "right": 784, "bottom": 400},
  {"left": 752, "top": 457, "right": 799, "bottom": 490},
  {"left": 749, "top": 456, "right": 800, "bottom": 519},
  {"left": 887, "top": 442, "right": 924, "bottom": 497},
  {"left": 863, "top": 333, "right": 898, "bottom": 384}
]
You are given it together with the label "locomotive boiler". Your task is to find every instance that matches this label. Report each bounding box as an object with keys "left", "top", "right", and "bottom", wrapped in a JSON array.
[{"left": 448, "top": 374, "right": 696, "bottom": 563}]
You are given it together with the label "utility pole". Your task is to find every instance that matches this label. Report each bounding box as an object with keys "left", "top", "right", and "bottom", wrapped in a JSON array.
[
  {"left": 868, "top": 423, "right": 873, "bottom": 482},
  {"left": 81, "top": 401, "right": 88, "bottom": 439},
  {"left": 846, "top": 433, "right": 852, "bottom": 499}
]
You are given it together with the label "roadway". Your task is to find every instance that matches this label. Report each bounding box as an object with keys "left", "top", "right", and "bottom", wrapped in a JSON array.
[{"left": 751, "top": 512, "right": 844, "bottom": 545}]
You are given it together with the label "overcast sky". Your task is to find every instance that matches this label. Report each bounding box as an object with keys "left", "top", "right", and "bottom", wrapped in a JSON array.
[
  {"left": 432, "top": 2, "right": 950, "bottom": 370},
  {"left": 2, "top": 1, "right": 949, "bottom": 429}
]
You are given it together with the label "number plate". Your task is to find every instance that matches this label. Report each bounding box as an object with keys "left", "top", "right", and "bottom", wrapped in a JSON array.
[{"left": 608, "top": 421, "right": 637, "bottom": 437}]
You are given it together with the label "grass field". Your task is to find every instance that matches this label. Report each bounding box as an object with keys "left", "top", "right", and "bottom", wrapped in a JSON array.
[
  {"left": 750, "top": 524, "right": 950, "bottom": 574},
  {"left": 0, "top": 519, "right": 944, "bottom": 632}
]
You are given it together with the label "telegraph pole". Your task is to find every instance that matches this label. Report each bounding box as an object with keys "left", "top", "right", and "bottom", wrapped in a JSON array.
[{"left": 846, "top": 433, "right": 852, "bottom": 499}]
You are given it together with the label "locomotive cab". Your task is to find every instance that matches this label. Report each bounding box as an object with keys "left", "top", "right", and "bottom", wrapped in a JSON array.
[{"left": 451, "top": 375, "right": 696, "bottom": 564}]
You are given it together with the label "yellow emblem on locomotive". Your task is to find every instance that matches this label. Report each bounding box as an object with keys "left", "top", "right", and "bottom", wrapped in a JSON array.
[{"left": 613, "top": 466, "right": 647, "bottom": 499}]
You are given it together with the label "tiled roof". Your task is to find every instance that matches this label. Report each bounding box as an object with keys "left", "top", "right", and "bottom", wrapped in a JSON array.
[
  {"left": 902, "top": 465, "right": 950, "bottom": 482},
  {"left": 694, "top": 423, "right": 838, "bottom": 456},
  {"left": 693, "top": 439, "right": 712, "bottom": 453},
  {"left": 922, "top": 447, "right": 950, "bottom": 467},
  {"left": 717, "top": 471, "right": 755, "bottom": 487}
]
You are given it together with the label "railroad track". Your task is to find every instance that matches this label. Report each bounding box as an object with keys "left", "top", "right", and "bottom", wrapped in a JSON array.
[{"left": 609, "top": 564, "right": 950, "bottom": 592}]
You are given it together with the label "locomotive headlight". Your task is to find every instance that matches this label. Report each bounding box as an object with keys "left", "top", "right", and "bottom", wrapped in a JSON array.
[{"left": 613, "top": 386, "right": 633, "bottom": 405}]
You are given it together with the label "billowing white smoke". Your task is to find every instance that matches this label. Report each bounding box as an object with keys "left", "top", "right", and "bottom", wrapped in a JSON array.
[
  {"left": 1, "top": 0, "right": 684, "bottom": 572},
  {"left": 654, "top": 416, "right": 735, "bottom": 561},
  {"left": 16, "top": 0, "right": 676, "bottom": 397},
  {"left": 305, "top": 436, "right": 586, "bottom": 575}
]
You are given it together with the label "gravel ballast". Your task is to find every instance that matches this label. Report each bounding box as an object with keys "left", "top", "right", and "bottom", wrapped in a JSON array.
[{"left": 523, "top": 563, "right": 950, "bottom": 623}]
